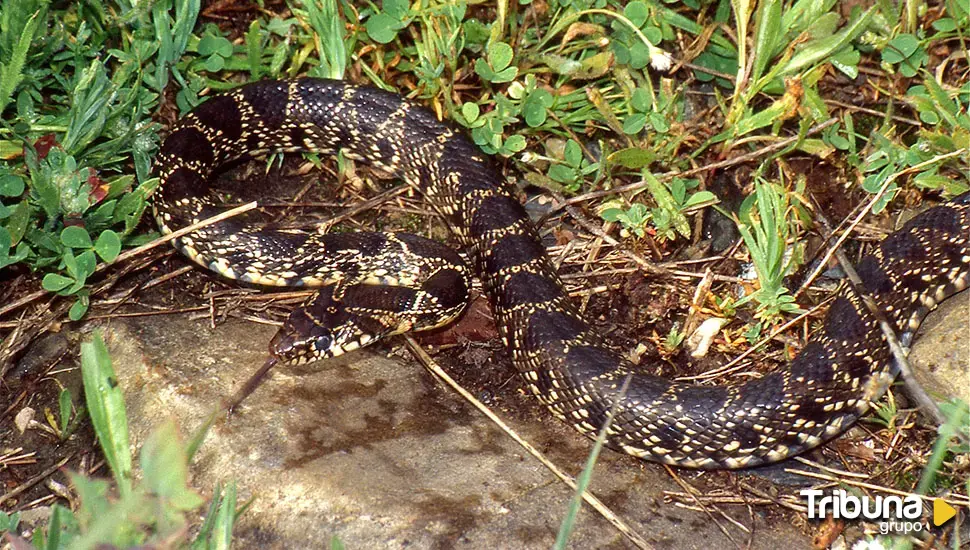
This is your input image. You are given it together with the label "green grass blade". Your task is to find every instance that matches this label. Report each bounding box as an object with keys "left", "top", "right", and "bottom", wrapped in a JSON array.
[
  {"left": 750, "top": 0, "right": 782, "bottom": 85},
  {"left": 211, "top": 481, "right": 238, "bottom": 550},
  {"left": 172, "top": 0, "right": 200, "bottom": 59},
  {"left": 185, "top": 406, "right": 220, "bottom": 462},
  {"left": 302, "top": 0, "right": 348, "bottom": 80},
  {"left": 80, "top": 331, "right": 133, "bottom": 497},
  {"left": 916, "top": 399, "right": 969, "bottom": 495},
  {"left": 554, "top": 376, "right": 631, "bottom": 549},
  {"left": 0, "top": 10, "right": 42, "bottom": 116},
  {"left": 779, "top": 5, "right": 875, "bottom": 77}
]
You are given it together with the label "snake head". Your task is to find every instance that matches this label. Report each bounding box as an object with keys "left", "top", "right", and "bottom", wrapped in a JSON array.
[
  {"left": 270, "top": 288, "right": 384, "bottom": 364},
  {"left": 270, "top": 306, "right": 335, "bottom": 364}
]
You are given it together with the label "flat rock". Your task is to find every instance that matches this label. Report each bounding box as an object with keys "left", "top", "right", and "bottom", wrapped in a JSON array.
[
  {"left": 909, "top": 290, "right": 969, "bottom": 404},
  {"left": 103, "top": 314, "right": 810, "bottom": 549}
]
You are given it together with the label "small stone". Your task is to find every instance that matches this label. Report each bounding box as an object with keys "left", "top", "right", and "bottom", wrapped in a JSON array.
[
  {"left": 14, "top": 407, "right": 35, "bottom": 434},
  {"left": 688, "top": 317, "right": 729, "bottom": 358}
]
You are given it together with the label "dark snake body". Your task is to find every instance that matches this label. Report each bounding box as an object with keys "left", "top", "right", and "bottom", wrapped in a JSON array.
[{"left": 155, "top": 79, "right": 970, "bottom": 469}]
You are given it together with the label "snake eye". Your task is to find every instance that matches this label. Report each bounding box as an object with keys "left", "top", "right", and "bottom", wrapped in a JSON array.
[{"left": 311, "top": 335, "right": 333, "bottom": 354}]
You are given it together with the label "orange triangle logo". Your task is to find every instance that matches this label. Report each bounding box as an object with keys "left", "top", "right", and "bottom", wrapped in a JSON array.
[{"left": 934, "top": 498, "right": 956, "bottom": 527}]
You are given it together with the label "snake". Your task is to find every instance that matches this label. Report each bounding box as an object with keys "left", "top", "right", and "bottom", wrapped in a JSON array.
[{"left": 154, "top": 78, "right": 970, "bottom": 469}]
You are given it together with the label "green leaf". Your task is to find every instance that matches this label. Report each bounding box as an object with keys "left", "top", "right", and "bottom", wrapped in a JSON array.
[
  {"left": 474, "top": 58, "right": 497, "bottom": 81},
  {"left": 622, "top": 113, "right": 648, "bottom": 134},
  {"left": 600, "top": 207, "right": 623, "bottom": 222},
  {"left": 830, "top": 48, "right": 860, "bottom": 78},
  {"left": 490, "top": 67, "right": 518, "bottom": 83},
  {"left": 0, "top": 174, "right": 25, "bottom": 196},
  {"left": 198, "top": 34, "right": 233, "bottom": 58},
  {"left": 684, "top": 191, "right": 718, "bottom": 209},
  {"left": 463, "top": 18, "right": 489, "bottom": 46},
  {"left": 5, "top": 200, "right": 29, "bottom": 245},
  {"left": 693, "top": 51, "right": 737, "bottom": 84},
  {"left": 642, "top": 26, "right": 662, "bottom": 45},
  {"left": 883, "top": 34, "right": 919, "bottom": 63},
  {"left": 548, "top": 164, "right": 577, "bottom": 184},
  {"left": 609, "top": 147, "right": 657, "bottom": 169},
  {"left": 383, "top": 0, "right": 410, "bottom": 19},
  {"left": 68, "top": 297, "right": 88, "bottom": 321},
  {"left": 502, "top": 134, "right": 527, "bottom": 153},
  {"left": 0, "top": 11, "right": 42, "bottom": 117},
  {"left": 366, "top": 13, "right": 403, "bottom": 44},
  {"left": 670, "top": 179, "right": 687, "bottom": 204},
  {"left": 535, "top": 48, "right": 579, "bottom": 73},
  {"left": 209, "top": 482, "right": 238, "bottom": 549},
  {"left": 0, "top": 232, "right": 28, "bottom": 270},
  {"left": 804, "top": 11, "right": 840, "bottom": 40},
  {"left": 306, "top": 0, "right": 348, "bottom": 80},
  {"left": 630, "top": 88, "right": 651, "bottom": 112},
  {"left": 751, "top": 0, "right": 782, "bottom": 84},
  {"left": 62, "top": 60, "right": 114, "bottom": 156},
  {"left": 94, "top": 230, "right": 121, "bottom": 262},
  {"left": 58, "top": 388, "right": 73, "bottom": 434},
  {"left": 104, "top": 174, "right": 135, "bottom": 201},
  {"left": 76, "top": 250, "right": 97, "bottom": 280},
  {"left": 628, "top": 40, "right": 652, "bottom": 70},
  {"left": 872, "top": 183, "right": 898, "bottom": 214},
  {"left": 932, "top": 18, "right": 956, "bottom": 32},
  {"left": 923, "top": 75, "right": 961, "bottom": 127},
  {"left": 0, "top": 510, "right": 19, "bottom": 532},
  {"left": 487, "top": 42, "right": 514, "bottom": 71},
  {"left": 780, "top": 0, "right": 832, "bottom": 36},
  {"left": 461, "top": 102, "right": 480, "bottom": 124},
  {"left": 731, "top": 92, "right": 798, "bottom": 138},
  {"left": 112, "top": 178, "right": 156, "bottom": 235},
  {"left": 204, "top": 54, "right": 225, "bottom": 72},
  {"left": 60, "top": 226, "right": 93, "bottom": 248},
  {"left": 42, "top": 273, "right": 74, "bottom": 292},
  {"left": 642, "top": 171, "right": 690, "bottom": 238},
  {"left": 624, "top": 2, "right": 649, "bottom": 27},
  {"left": 81, "top": 332, "right": 132, "bottom": 497},
  {"left": 245, "top": 20, "right": 263, "bottom": 79},
  {"left": 780, "top": 5, "right": 875, "bottom": 77},
  {"left": 863, "top": 165, "right": 892, "bottom": 193},
  {"left": 66, "top": 474, "right": 111, "bottom": 534},
  {"left": 523, "top": 90, "right": 552, "bottom": 127},
  {"left": 141, "top": 419, "right": 205, "bottom": 510},
  {"left": 564, "top": 140, "right": 582, "bottom": 165},
  {"left": 897, "top": 48, "right": 927, "bottom": 78}
]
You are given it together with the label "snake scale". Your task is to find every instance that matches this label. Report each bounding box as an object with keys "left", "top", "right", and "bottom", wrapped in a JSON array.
[{"left": 154, "top": 78, "right": 970, "bottom": 469}]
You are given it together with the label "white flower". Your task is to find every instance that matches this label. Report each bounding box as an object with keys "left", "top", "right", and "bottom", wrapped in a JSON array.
[
  {"left": 851, "top": 536, "right": 888, "bottom": 550},
  {"left": 649, "top": 47, "right": 673, "bottom": 72}
]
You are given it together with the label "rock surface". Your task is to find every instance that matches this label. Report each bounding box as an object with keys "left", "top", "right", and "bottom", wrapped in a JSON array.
[
  {"left": 909, "top": 290, "right": 969, "bottom": 405},
  {"left": 103, "top": 315, "right": 809, "bottom": 549}
]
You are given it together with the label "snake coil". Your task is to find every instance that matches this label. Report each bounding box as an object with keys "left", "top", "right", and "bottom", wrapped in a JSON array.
[{"left": 155, "top": 79, "right": 970, "bottom": 469}]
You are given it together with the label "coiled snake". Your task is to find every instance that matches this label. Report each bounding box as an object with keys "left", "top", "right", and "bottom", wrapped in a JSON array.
[{"left": 155, "top": 79, "right": 970, "bottom": 469}]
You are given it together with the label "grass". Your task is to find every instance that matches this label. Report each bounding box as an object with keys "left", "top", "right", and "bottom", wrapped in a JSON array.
[
  {"left": 2, "top": 332, "right": 240, "bottom": 549},
  {"left": 1, "top": 0, "right": 969, "bottom": 547},
  {"left": 731, "top": 176, "right": 808, "bottom": 323}
]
